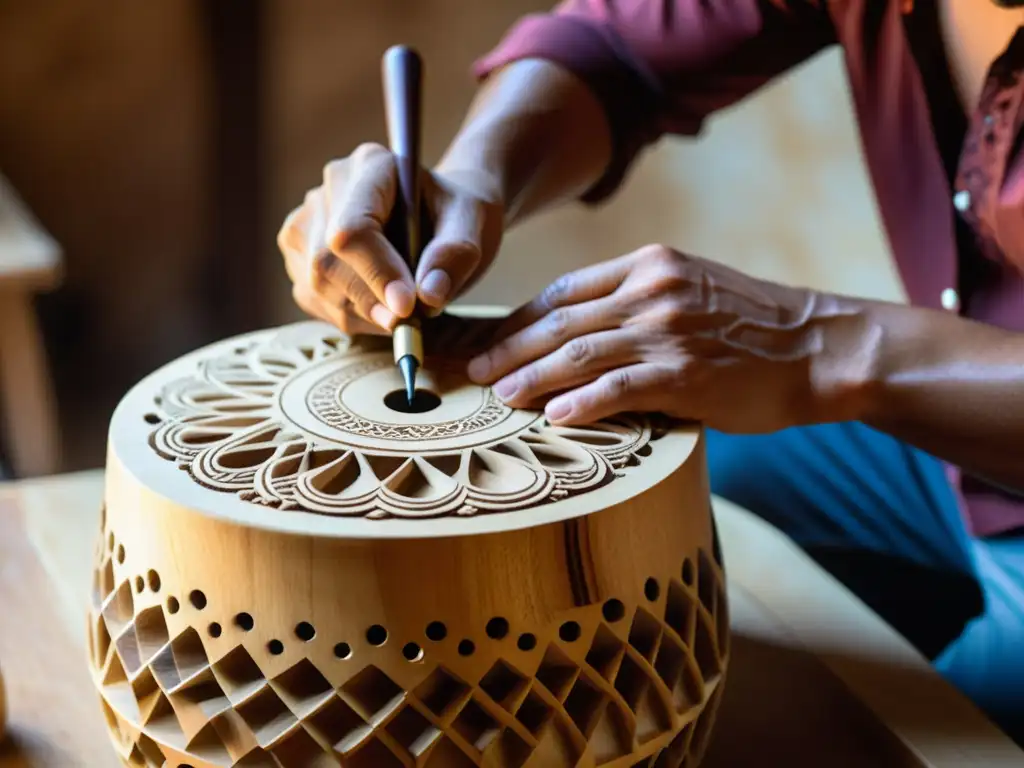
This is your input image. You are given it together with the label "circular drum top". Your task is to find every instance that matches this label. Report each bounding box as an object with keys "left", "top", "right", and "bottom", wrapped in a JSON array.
[{"left": 111, "top": 322, "right": 699, "bottom": 539}]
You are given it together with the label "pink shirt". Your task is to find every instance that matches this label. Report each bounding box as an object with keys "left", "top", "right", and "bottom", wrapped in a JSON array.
[{"left": 474, "top": 0, "right": 1024, "bottom": 538}]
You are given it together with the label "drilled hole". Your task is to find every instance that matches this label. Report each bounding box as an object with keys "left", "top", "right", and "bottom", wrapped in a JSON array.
[
  {"left": 403, "top": 642, "right": 424, "bottom": 662},
  {"left": 485, "top": 617, "right": 509, "bottom": 640},
  {"left": 682, "top": 559, "right": 695, "bottom": 585},
  {"left": 366, "top": 625, "right": 388, "bottom": 646},
  {"left": 384, "top": 388, "right": 441, "bottom": 414},
  {"left": 107, "top": 532, "right": 115, "bottom": 551},
  {"left": 234, "top": 612, "right": 254, "bottom": 632},
  {"left": 116, "top": 544, "right": 125, "bottom": 564},
  {"left": 209, "top": 622, "right": 222, "bottom": 638},
  {"left": 559, "top": 621, "right": 582, "bottom": 642},
  {"left": 333, "top": 642, "right": 352, "bottom": 660},
  {"left": 268, "top": 639, "right": 284, "bottom": 655},
  {"left": 602, "top": 598, "right": 625, "bottom": 623},
  {"left": 457, "top": 639, "right": 475, "bottom": 657},
  {"left": 295, "top": 622, "right": 316, "bottom": 642},
  {"left": 517, "top": 633, "right": 536, "bottom": 652},
  {"left": 189, "top": 590, "right": 207, "bottom": 610},
  {"left": 644, "top": 578, "right": 661, "bottom": 602},
  {"left": 147, "top": 570, "right": 161, "bottom": 593},
  {"left": 425, "top": 621, "right": 447, "bottom": 642},
  {"left": 135, "top": 576, "right": 145, "bottom": 593},
  {"left": 143, "top": 413, "right": 161, "bottom": 425},
  {"left": 167, "top": 597, "right": 180, "bottom": 615}
]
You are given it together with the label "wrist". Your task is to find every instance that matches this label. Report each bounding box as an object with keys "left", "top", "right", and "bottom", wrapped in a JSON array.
[{"left": 804, "top": 294, "right": 887, "bottom": 424}]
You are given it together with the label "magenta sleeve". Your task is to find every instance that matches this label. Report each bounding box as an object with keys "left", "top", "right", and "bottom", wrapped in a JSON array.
[{"left": 472, "top": 0, "right": 836, "bottom": 203}]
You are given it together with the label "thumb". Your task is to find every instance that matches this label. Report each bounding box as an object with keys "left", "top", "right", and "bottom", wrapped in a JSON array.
[{"left": 416, "top": 196, "right": 485, "bottom": 310}]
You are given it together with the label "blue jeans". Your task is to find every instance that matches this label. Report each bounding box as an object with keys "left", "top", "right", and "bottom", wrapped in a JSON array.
[{"left": 707, "top": 423, "right": 1024, "bottom": 745}]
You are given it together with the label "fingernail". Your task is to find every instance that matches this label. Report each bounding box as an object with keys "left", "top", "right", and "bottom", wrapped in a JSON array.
[
  {"left": 467, "top": 355, "right": 490, "bottom": 382},
  {"left": 493, "top": 378, "right": 518, "bottom": 401},
  {"left": 370, "top": 303, "right": 396, "bottom": 329},
  {"left": 420, "top": 269, "right": 451, "bottom": 305},
  {"left": 546, "top": 398, "right": 572, "bottom": 422},
  {"left": 385, "top": 280, "right": 415, "bottom": 316}
]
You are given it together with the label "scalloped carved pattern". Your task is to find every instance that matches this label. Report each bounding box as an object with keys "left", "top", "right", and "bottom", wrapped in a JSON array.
[{"left": 146, "top": 326, "right": 668, "bottom": 519}]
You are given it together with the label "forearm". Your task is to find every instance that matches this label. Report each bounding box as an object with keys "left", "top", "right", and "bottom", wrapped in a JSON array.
[
  {"left": 435, "top": 59, "right": 612, "bottom": 227},
  {"left": 836, "top": 300, "right": 1024, "bottom": 492}
]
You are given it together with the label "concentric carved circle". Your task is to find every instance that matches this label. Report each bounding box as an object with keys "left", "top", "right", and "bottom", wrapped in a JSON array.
[
  {"left": 110, "top": 322, "right": 697, "bottom": 536},
  {"left": 297, "top": 356, "right": 525, "bottom": 448}
]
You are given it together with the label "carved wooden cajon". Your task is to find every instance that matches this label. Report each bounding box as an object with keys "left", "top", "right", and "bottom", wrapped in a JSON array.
[{"left": 87, "top": 321, "right": 730, "bottom": 767}]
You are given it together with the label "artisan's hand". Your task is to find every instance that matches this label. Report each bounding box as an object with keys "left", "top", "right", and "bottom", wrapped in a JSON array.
[
  {"left": 277, "top": 143, "right": 504, "bottom": 334},
  {"left": 467, "top": 245, "right": 872, "bottom": 432}
]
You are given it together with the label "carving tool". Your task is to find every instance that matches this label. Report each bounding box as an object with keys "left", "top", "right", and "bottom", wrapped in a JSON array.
[{"left": 383, "top": 45, "right": 424, "bottom": 406}]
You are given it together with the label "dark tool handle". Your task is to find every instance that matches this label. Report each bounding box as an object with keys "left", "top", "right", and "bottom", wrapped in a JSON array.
[{"left": 382, "top": 45, "right": 423, "bottom": 273}]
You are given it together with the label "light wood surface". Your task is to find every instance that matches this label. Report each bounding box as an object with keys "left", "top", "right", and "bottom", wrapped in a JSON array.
[
  {"left": 3, "top": 470, "right": 1022, "bottom": 766},
  {"left": 0, "top": 172, "right": 62, "bottom": 478},
  {"left": 92, "top": 321, "right": 724, "bottom": 766}
]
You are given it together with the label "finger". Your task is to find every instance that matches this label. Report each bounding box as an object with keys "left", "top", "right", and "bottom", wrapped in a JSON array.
[
  {"left": 494, "top": 254, "right": 635, "bottom": 341},
  {"left": 543, "top": 363, "right": 674, "bottom": 425},
  {"left": 310, "top": 250, "right": 397, "bottom": 330},
  {"left": 293, "top": 285, "right": 384, "bottom": 336},
  {"left": 416, "top": 195, "right": 484, "bottom": 308},
  {"left": 467, "top": 296, "right": 625, "bottom": 384},
  {"left": 323, "top": 150, "right": 416, "bottom": 318},
  {"left": 491, "top": 327, "right": 646, "bottom": 408},
  {"left": 278, "top": 204, "right": 314, "bottom": 285}
]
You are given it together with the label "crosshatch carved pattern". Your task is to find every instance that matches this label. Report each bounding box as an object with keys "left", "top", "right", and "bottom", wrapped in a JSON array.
[
  {"left": 146, "top": 325, "right": 670, "bottom": 519},
  {"left": 88, "top": 528, "right": 729, "bottom": 768}
]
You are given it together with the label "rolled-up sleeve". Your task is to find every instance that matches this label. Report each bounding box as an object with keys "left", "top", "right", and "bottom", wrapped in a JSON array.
[{"left": 473, "top": 0, "right": 836, "bottom": 202}]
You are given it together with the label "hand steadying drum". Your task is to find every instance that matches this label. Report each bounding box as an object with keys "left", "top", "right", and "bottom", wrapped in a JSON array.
[{"left": 463, "top": 244, "right": 870, "bottom": 433}]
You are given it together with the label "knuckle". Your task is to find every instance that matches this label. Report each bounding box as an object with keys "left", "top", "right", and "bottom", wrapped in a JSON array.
[
  {"left": 444, "top": 239, "right": 481, "bottom": 267},
  {"left": 563, "top": 337, "right": 591, "bottom": 367},
  {"left": 331, "top": 215, "right": 376, "bottom": 252},
  {"left": 515, "top": 367, "right": 538, "bottom": 395},
  {"left": 542, "top": 274, "right": 573, "bottom": 309},
  {"left": 350, "top": 142, "right": 387, "bottom": 162},
  {"left": 602, "top": 368, "right": 633, "bottom": 401},
  {"left": 276, "top": 223, "right": 293, "bottom": 254},
  {"left": 309, "top": 252, "right": 335, "bottom": 291},
  {"left": 323, "top": 157, "right": 347, "bottom": 178},
  {"left": 639, "top": 243, "right": 673, "bottom": 263},
  {"left": 544, "top": 308, "right": 571, "bottom": 342}
]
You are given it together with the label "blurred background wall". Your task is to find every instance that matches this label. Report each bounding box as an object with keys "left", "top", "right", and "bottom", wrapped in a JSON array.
[{"left": 0, "top": 0, "right": 904, "bottom": 473}]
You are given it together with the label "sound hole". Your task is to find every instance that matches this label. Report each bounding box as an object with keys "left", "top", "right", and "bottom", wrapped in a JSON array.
[{"left": 384, "top": 388, "right": 441, "bottom": 414}]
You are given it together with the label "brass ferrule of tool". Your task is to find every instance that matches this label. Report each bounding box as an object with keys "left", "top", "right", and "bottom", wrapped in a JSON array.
[{"left": 392, "top": 321, "right": 423, "bottom": 367}]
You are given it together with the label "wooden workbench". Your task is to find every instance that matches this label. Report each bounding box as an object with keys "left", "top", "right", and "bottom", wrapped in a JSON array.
[{"left": 1, "top": 470, "right": 1021, "bottom": 767}]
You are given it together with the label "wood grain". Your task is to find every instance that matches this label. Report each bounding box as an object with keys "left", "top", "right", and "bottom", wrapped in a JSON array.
[{"left": 6, "top": 472, "right": 1023, "bottom": 766}]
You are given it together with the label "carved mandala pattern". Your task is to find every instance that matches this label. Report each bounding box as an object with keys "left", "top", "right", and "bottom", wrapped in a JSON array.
[
  {"left": 147, "top": 325, "right": 667, "bottom": 519},
  {"left": 306, "top": 358, "right": 511, "bottom": 441}
]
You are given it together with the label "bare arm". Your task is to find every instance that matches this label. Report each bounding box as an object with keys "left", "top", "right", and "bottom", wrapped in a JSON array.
[
  {"left": 436, "top": 0, "right": 835, "bottom": 226},
  {"left": 854, "top": 301, "right": 1024, "bottom": 493},
  {"left": 435, "top": 60, "right": 613, "bottom": 227}
]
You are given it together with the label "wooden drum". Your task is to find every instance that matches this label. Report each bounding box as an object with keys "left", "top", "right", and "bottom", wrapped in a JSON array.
[{"left": 87, "top": 321, "right": 730, "bottom": 767}]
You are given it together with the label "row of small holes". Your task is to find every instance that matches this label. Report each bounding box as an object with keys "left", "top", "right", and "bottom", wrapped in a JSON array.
[{"left": 151, "top": 560, "right": 694, "bottom": 663}]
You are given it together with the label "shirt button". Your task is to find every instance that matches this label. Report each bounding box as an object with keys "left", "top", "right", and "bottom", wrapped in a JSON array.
[
  {"left": 953, "top": 189, "right": 971, "bottom": 213},
  {"left": 984, "top": 114, "right": 995, "bottom": 127},
  {"left": 941, "top": 287, "right": 960, "bottom": 312}
]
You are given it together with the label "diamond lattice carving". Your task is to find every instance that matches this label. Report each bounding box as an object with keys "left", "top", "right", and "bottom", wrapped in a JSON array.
[{"left": 89, "top": 531, "right": 728, "bottom": 767}]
